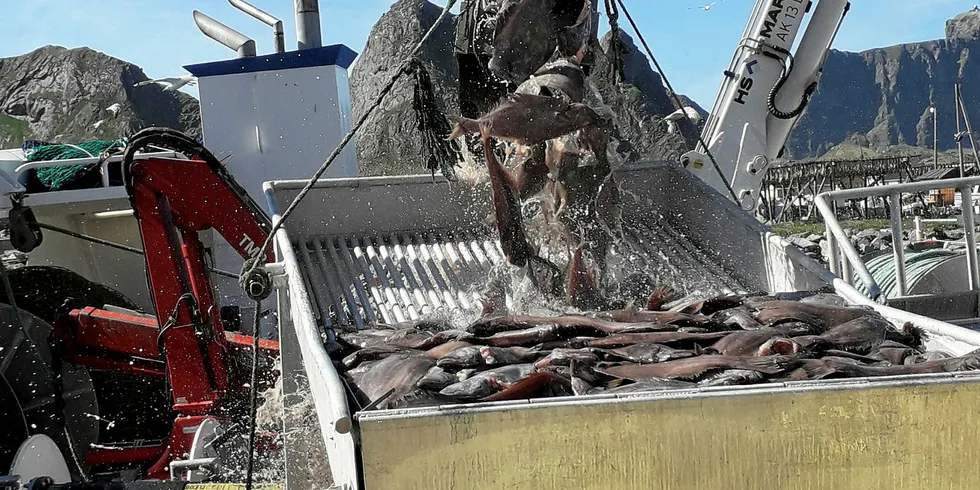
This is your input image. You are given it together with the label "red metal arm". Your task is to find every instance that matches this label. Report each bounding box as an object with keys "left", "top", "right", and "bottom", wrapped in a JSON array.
[{"left": 125, "top": 155, "right": 275, "bottom": 414}]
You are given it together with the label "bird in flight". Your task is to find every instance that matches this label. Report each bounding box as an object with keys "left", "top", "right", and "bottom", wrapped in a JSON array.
[
  {"left": 691, "top": 2, "right": 718, "bottom": 11},
  {"left": 135, "top": 75, "right": 198, "bottom": 92}
]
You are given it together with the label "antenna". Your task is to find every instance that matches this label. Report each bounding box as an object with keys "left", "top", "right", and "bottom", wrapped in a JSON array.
[
  {"left": 193, "top": 10, "right": 257, "bottom": 58},
  {"left": 229, "top": 0, "right": 285, "bottom": 54}
]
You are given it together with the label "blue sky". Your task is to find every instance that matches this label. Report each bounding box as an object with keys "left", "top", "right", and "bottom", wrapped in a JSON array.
[{"left": 1, "top": 0, "right": 973, "bottom": 108}]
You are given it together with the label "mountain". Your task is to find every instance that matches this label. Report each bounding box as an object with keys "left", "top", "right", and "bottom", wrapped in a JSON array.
[
  {"left": 0, "top": 45, "right": 200, "bottom": 149},
  {"left": 787, "top": 7, "right": 980, "bottom": 159}
]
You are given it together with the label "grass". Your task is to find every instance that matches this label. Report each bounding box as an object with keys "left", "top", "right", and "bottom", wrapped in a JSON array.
[
  {"left": 771, "top": 219, "right": 959, "bottom": 237},
  {"left": 0, "top": 113, "right": 27, "bottom": 144}
]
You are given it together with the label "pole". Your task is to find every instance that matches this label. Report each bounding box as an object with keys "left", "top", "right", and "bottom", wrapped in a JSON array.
[
  {"left": 957, "top": 85, "right": 980, "bottom": 174},
  {"left": 957, "top": 83, "right": 966, "bottom": 177},
  {"left": 935, "top": 110, "right": 939, "bottom": 168}
]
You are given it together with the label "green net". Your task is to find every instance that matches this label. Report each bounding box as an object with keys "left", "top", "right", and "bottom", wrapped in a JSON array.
[{"left": 26, "top": 138, "right": 128, "bottom": 191}]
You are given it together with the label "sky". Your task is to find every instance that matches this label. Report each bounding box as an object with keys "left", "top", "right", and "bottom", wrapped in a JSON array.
[{"left": 1, "top": 0, "right": 975, "bottom": 108}]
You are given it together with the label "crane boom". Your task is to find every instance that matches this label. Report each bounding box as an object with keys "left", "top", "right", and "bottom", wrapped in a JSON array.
[{"left": 682, "top": 0, "right": 850, "bottom": 211}]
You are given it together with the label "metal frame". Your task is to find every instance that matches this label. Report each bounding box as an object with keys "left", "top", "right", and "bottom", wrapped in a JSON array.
[
  {"left": 815, "top": 176, "right": 980, "bottom": 300},
  {"left": 14, "top": 151, "right": 182, "bottom": 189}
]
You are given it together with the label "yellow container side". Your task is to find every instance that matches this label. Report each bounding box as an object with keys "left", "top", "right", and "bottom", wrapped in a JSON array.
[{"left": 358, "top": 377, "right": 980, "bottom": 489}]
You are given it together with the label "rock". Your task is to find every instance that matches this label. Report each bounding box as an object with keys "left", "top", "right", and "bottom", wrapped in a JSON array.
[
  {"left": 0, "top": 46, "right": 200, "bottom": 148},
  {"left": 788, "top": 237, "right": 819, "bottom": 254},
  {"left": 589, "top": 29, "right": 694, "bottom": 162},
  {"left": 947, "top": 7, "right": 980, "bottom": 42},
  {"left": 856, "top": 229, "right": 878, "bottom": 240},
  {"left": 787, "top": 8, "right": 980, "bottom": 158},
  {"left": 806, "top": 233, "right": 824, "bottom": 243},
  {"left": 350, "top": 0, "right": 459, "bottom": 177}
]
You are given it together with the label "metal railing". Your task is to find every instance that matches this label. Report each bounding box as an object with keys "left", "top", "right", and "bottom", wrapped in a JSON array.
[
  {"left": 815, "top": 176, "right": 980, "bottom": 301},
  {"left": 13, "top": 151, "right": 182, "bottom": 189}
]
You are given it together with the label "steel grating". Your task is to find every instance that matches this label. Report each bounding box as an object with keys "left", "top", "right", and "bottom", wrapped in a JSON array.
[{"left": 295, "top": 215, "right": 746, "bottom": 332}]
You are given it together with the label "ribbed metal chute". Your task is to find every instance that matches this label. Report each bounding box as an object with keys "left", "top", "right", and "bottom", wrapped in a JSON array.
[
  {"left": 295, "top": 218, "right": 745, "bottom": 331},
  {"left": 297, "top": 230, "right": 506, "bottom": 330}
]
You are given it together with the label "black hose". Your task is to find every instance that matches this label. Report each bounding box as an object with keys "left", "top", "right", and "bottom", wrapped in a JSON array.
[{"left": 766, "top": 49, "right": 818, "bottom": 120}]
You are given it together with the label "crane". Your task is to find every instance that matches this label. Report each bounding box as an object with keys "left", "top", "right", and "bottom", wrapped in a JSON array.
[{"left": 681, "top": 0, "right": 851, "bottom": 212}]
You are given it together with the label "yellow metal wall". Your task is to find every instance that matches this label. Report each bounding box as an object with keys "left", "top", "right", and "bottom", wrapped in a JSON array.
[{"left": 359, "top": 381, "right": 980, "bottom": 489}]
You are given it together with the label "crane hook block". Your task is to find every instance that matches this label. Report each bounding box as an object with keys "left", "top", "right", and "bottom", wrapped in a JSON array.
[{"left": 8, "top": 205, "right": 43, "bottom": 253}]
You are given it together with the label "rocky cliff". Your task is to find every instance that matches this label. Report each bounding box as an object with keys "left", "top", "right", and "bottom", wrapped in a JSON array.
[
  {"left": 787, "top": 7, "right": 980, "bottom": 159},
  {"left": 350, "top": 0, "right": 703, "bottom": 176},
  {"left": 0, "top": 46, "right": 200, "bottom": 148}
]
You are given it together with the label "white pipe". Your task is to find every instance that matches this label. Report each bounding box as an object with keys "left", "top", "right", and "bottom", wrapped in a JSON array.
[
  {"left": 229, "top": 0, "right": 285, "bottom": 54},
  {"left": 193, "top": 10, "right": 257, "bottom": 58},
  {"left": 295, "top": 0, "right": 322, "bottom": 50}
]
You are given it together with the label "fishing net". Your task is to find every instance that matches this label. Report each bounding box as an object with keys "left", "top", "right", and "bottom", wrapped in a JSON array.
[
  {"left": 408, "top": 58, "right": 463, "bottom": 181},
  {"left": 24, "top": 138, "right": 128, "bottom": 191}
]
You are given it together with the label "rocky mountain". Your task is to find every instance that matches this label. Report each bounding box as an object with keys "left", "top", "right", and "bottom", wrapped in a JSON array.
[
  {"left": 0, "top": 46, "right": 200, "bottom": 149},
  {"left": 787, "top": 7, "right": 980, "bottom": 159},
  {"left": 350, "top": 0, "right": 703, "bottom": 177}
]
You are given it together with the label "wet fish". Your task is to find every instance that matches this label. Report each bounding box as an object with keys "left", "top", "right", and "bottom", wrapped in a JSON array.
[
  {"left": 592, "top": 309, "right": 717, "bottom": 329},
  {"left": 516, "top": 59, "right": 588, "bottom": 103},
  {"left": 712, "top": 306, "right": 764, "bottom": 330},
  {"left": 567, "top": 245, "right": 607, "bottom": 311},
  {"left": 588, "top": 331, "right": 729, "bottom": 349},
  {"left": 437, "top": 345, "right": 543, "bottom": 369},
  {"left": 801, "top": 352, "right": 980, "bottom": 379},
  {"left": 448, "top": 93, "right": 601, "bottom": 147},
  {"left": 746, "top": 300, "right": 875, "bottom": 332},
  {"left": 698, "top": 369, "right": 767, "bottom": 387},
  {"left": 885, "top": 322, "right": 927, "bottom": 350},
  {"left": 904, "top": 351, "right": 952, "bottom": 365},
  {"left": 481, "top": 123, "right": 536, "bottom": 267},
  {"left": 439, "top": 364, "right": 536, "bottom": 402},
  {"left": 645, "top": 285, "right": 679, "bottom": 312},
  {"left": 384, "top": 328, "right": 451, "bottom": 350},
  {"left": 598, "top": 343, "right": 697, "bottom": 364},
  {"left": 597, "top": 355, "right": 798, "bottom": 382},
  {"left": 793, "top": 315, "right": 890, "bottom": 354},
  {"left": 511, "top": 142, "right": 550, "bottom": 201},
  {"left": 345, "top": 352, "right": 437, "bottom": 410},
  {"left": 425, "top": 340, "right": 474, "bottom": 360},
  {"left": 418, "top": 366, "right": 460, "bottom": 392},
  {"left": 342, "top": 345, "right": 409, "bottom": 370},
  {"left": 870, "top": 346, "right": 916, "bottom": 365},
  {"left": 709, "top": 324, "right": 813, "bottom": 357},
  {"left": 534, "top": 348, "right": 600, "bottom": 368},
  {"left": 481, "top": 323, "right": 605, "bottom": 348},
  {"left": 481, "top": 370, "right": 573, "bottom": 402},
  {"left": 489, "top": 0, "right": 591, "bottom": 83}
]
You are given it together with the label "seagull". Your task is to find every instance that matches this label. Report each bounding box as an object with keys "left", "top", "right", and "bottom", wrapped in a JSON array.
[
  {"left": 105, "top": 103, "right": 121, "bottom": 118},
  {"left": 664, "top": 106, "right": 704, "bottom": 134},
  {"left": 135, "top": 75, "right": 198, "bottom": 92},
  {"left": 690, "top": 2, "right": 717, "bottom": 11}
]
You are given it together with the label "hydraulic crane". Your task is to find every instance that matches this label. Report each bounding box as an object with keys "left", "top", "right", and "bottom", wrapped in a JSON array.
[{"left": 682, "top": 0, "right": 850, "bottom": 212}]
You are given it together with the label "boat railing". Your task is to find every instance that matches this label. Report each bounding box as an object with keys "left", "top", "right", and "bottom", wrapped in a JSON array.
[
  {"left": 815, "top": 177, "right": 980, "bottom": 301},
  {"left": 13, "top": 150, "right": 184, "bottom": 190}
]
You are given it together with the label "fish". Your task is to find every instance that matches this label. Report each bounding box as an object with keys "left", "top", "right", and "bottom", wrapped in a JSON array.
[
  {"left": 698, "top": 369, "right": 767, "bottom": 387},
  {"left": 345, "top": 352, "right": 437, "bottom": 410},
  {"left": 598, "top": 343, "right": 698, "bottom": 364},
  {"left": 437, "top": 345, "right": 544, "bottom": 369},
  {"left": 342, "top": 345, "right": 409, "bottom": 370},
  {"left": 481, "top": 122, "right": 536, "bottom": 267},
  {"left": 870, "top": 346, "right": 917, "bottom": 365},
  {"left": 746, "top": 299, "right": 876, "bottom": 332},
  {"left": 425, "top": 340, "right": 474, "bottom": 360},
  {"left": 469, "top": 313, "right": 684, "bottom": 338},
  {"left": 534, "top": 348, "right": 601, "bottom": 368},
  {"left": 885, "top": 322, "right": 927, "bottom": 350},
  {"left": 448, "top": 93, "right": 602, "bottom": 147},
  {"left": 511, "top": 142, "right": 550, "bottom": 201},
  {"left": 708, "top": 324, "right": 813, "bottom": 357},
  {"left": 793, "top": 315, "right": 891, "bottom": 354},
  {"left": 800, "top": 352, "right": 980, "bottom": 379},
  {"left": 481, "top": 323, "right": 606, "bottom": 348},
  {"left": 645, "top": 286, "right": 679, "bottom": 312},
  {"left": 438, "top": 364, "right": 536, "bottom": 402},
  {"left": 516, "top": 59, "right": 588, "bottom": 103},
  {"left": 592, "top": 309, "right": 717, "bottom": 329},
  {"left": 481, "top": 370, "right": 573, "bottom": 402},
  {"left": 436, "top": 346, "right": 485, "bottom": 369},
  {"left": 588, "top": 331, "right": 730, "bottom": 349},
  {"left": 567, "top": 244, "right": 607, "bottom": 311},
  {"left": 418, "top": 366, "right": 460, "bottom": 392},
  {"left": 488, "top": 0, "right": 591, "bottom": 83},
  {"left": 596, "top": 354, "right": 798, "bottom": 382},
  {"left": 384, "top": 328, "right": 451, "bottom": 350},
  {"left": 904, "top": 351, "right": 952, "bottom": 365},
  {"left": 712, "top": 306, "right": 764, "bottom": 330}
]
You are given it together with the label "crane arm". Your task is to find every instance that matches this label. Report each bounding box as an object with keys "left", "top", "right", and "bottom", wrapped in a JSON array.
[{"left": 682, "top": 0, "right": 850, "bottom": 211}]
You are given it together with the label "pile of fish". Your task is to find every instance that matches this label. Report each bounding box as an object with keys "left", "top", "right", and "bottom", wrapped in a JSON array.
[{"left": 335, "top": 290, "right": 980, "bottom": 411}]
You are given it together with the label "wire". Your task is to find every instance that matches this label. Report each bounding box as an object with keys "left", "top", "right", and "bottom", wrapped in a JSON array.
[
  {"left": 241, "top": 0, "right": 459, "bottom": 281},
  {"left": 245, "top": 299, "right": 262, "bottom": 490},
  {"left": 614, "top": 0, "right": 740, "bottom": 204}
]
